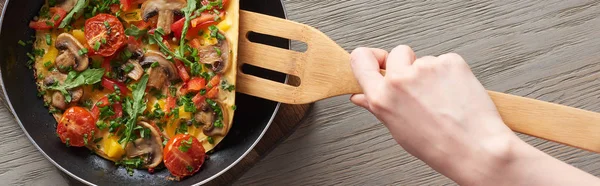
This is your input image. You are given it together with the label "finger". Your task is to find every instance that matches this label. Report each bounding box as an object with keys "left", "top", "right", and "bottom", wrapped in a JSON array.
[
  {"left": 350, "top": 94, "right": 369, "bottom": 109},
  {"left": 386, "top": 45, "right": 416, "bottom": 73},
  {"left": 369, "top": 48, "right": 389, "bottom": 69},
  {"left": 351, "top": 47, "right": 385, "bottom": 95},
  {"left": 412, "top": 56, "right": 437, "bottom": 65}
]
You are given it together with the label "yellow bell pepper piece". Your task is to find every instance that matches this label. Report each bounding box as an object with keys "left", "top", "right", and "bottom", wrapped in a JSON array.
[
  {"left": 217, "top": 18, "right": 232, "bottom": 32},
  {"left": 120, "top": 9, "right": 143, "bottom": 23},
  {"left": 103, "top": 135, "right": 125, "bottom": 159},
  {"left": 71, "top": 29, "right": 86, "bottom": 45}
]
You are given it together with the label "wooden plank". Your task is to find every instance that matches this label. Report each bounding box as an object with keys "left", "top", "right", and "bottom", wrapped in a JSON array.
[
  {"left": 5, "top": 0, "right": 600, "bottom": 185},
  {"left": 237, "top": 0, "right": 600, "bottom": 185}
]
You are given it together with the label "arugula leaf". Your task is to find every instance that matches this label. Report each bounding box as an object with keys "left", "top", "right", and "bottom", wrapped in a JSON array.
[
  {"left": 48, "top": 69, "right": 104, "bottom": 102},
  {"left": 179, "top": 0, "right": 197, "bottom": 56},
  {"left": 149, "top": 29, "right": 194, "bottom": 66},
  {"left": 122, "top": 75, "right": 149, "bottom": 146},
  {"left": 125, "top": 25, "right": 147, "bottom": 39},
  {"left": 59, "top": 0, "right": 87, "bottom": 28}
]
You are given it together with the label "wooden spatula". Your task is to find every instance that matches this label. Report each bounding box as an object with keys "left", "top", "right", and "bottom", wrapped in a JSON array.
[{"left": 236, "top": 10, "right": 600, "bottom": 153}]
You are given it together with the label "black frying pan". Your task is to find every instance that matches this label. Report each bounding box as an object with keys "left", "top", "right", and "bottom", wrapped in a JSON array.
[{"left": 0, "top": 0, "right": 288, "bottom": 185}]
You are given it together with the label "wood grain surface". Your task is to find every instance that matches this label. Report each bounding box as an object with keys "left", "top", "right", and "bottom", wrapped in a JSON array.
[{"left": 4, "top": 0, "right": 600, "bottom": 185}]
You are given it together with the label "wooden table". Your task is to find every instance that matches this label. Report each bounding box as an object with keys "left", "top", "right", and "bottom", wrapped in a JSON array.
[{"left": 4, "top": 0, "right": 600, "bottom": 185}]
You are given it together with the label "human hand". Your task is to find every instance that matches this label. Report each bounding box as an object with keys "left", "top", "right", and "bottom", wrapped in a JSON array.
[{"left": 349, "top": 46, "right": 520, "bottom": 184}]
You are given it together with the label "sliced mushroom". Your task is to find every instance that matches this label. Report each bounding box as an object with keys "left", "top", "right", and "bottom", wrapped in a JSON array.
[
  {"left": 197, "top": 38, "right": 230, "bottom": 73},
  {"left": 55, "top": 33, "right": 89, "bottom": 72},
  {"left": 56, "top": 0, "right": 78, "bottom": 12},
  {"left": 141, "top": 51, "right": 177, "bottom": 90},
  {"left": 124, "top": 121, "right": 164, "bottom": 169},
  {"left": 141, "top": 0, "right": 186, "bottom": 35},
  {"left": 50, "top": 87, "right": 83, "bottom": 110},
  {"left": 123, "top": 60, "right": 144, "bottom": 81},
  {"left": 196, "top": 101, "right": 229, "bottom": 136}
]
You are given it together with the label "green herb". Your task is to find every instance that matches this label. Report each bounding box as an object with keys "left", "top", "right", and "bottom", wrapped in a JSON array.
[
  {"left": 43, "top": 61, "right": 53, "bottom": 69},
  {"left": 207, "top": 136, "right": 214, "bottom": 144},
  {"left": 65, "top": 138, "right": 71, "bottom": 147},
  {"left": 214, "top": 47, "right": 222, "bottom": 56},
  {"left": 59, "top": 0, "right": 87, "bottom": 28},
  {"left": 48, "top": 0, "right": 57, "bottom": 6},
  {"left": 176, "top": 120, "right": 188, "bottom": 134},
  {"left": 199, "top": 89, "right": 207, "bottom": 95},
  {"left": 101, "top": 38, "right": 107, "bottom": 44},
  {"left": 99, "top": 105, "right": 115, "bottom": 120},
  {"left": 220, "top": 79, "right": 235, "bottom": 92},
  {"left": 178, "top": 136, "right": 193, "bottom": 152},
  {"left": 78, "top": 48, "right": 88, "bottom": 56},
  {"left": 83, "top": 133, "right": 88, "bottom": 145},
  {"left": 125, "top": 25, "right": 147, "bottom": 39},
  {"left": 151, "top": 61, "right": 159, "bottom": 68},
  {"left": 186, "top": 165, "right": 194, "bottom": 172},
  {"left": 97, "top": 120, "right": 107, "bottom": 130},
  {"left": 232, "top": 105, "right": 237, "bottom": 111},
  {"left": 93, "top": 137, "right": 103, "bottom": 144},
  {"left": 18, "top": 40, "right": 26, "bottom": 46},
  {"left": 117, "top": 157, "right": 144, "bottom": 176},
  {"left": 149, "top": 28, "right": 194, "bottom": 66},
  {"left": 45, "top": 34, "right": 52, "bottom": 45},
  {"left": 123, "top": 63, "right": 135, "bottom": 73},
  {"left": 48, "top": 69, "right": 105, "bottom": 102},
  {"left": 208, "top": 25, "right": 225, "bottom": 40},
  {"left": 122, "top": 75, "right": 149, "bottom": 145},
  {"left": 93, "top": 41, "right": 101, "bottom": 51},
  {"left": 83, "top": 99, "right": 93, "bottom": 109},
  {"left": 45, "top": 21, "right": 55, "bottom": 27},
  {"left": 178, "top": 0, "right": 198, "bottom": 58}
]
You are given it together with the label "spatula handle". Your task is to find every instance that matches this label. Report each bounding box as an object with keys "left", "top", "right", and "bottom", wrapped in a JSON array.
[
  {"left": 488, "top": 91, "right": 600, "bottom": 153},
  {"left": 351, "top": 69, "right": 600, "bottom": 153}
]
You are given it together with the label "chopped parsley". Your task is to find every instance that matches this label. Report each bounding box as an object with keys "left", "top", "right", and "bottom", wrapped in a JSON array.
[{"left": 178, "top": 136, "right": 193, "bottom": 152}]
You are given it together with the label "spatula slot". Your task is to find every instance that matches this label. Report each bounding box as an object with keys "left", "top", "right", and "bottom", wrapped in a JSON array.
[
  {"left": 240, "top": 63, "right": 301, "bottom": 87},
  {"left": 247, "top": 31, "right": 308, "bottom": 53}
]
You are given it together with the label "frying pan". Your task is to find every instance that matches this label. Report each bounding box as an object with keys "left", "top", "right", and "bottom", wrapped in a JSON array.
[{"left": 0, "top": 0, "right": 288, "bottom": 185}]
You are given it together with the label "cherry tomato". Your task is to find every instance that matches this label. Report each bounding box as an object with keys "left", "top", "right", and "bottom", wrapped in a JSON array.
[
  {"left": 175, "top": 60, "right": 190, "bottom": 82},
  {"left": 85, "top": 14, "right": 127, "bottom": 57},
  {"left": 56, "top": 107, "right": 96, "bottom": 147},
  {"left": 29, "top": 8, "right": 67, "bottom": 30},
  {"left": 101, "top": 77, "right": 131, "bottom": 95},
  {"left": 164, "top": 134, "right": 206, "bottom": 178},
  {"left": 91, "top": 96, "right": 123, "bottom": 121}
]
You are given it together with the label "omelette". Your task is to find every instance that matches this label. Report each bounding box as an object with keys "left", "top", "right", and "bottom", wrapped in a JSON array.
[{"left": 26, "top": 0, "right": 238, "bottom": 179}]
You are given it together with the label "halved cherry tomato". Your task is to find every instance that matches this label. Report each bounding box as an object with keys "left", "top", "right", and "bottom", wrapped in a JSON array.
[
  {"left": 85, "top": 14, "right": 127, "bottom": 57},
  {"left": 180, "top": 77, "right": 206, "bottom": 95},
  {"left": 175, "top": 60, "right": 190, "bottom": 82},
  {"left": 29, "top": 8, "right": 67, "bottom": 30},
  {"left": 172, "top": 11, "right": 225, "bottom": 39},
  {"left": 101, "top": 77, "right": 130, "bottom": 95},
  {"left": 91, "top": 96, "right": 123, "bottom": 121},
  {"left": 164, "top": 134, "right": 206, "bottom": 178},
  {"left": 56, "top": 107, "right": 96, "bottom": 147}
]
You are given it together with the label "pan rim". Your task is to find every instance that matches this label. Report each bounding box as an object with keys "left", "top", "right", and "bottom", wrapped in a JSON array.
[{"left": 0, "top": 0, "right": 289, "bottom": 185}]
